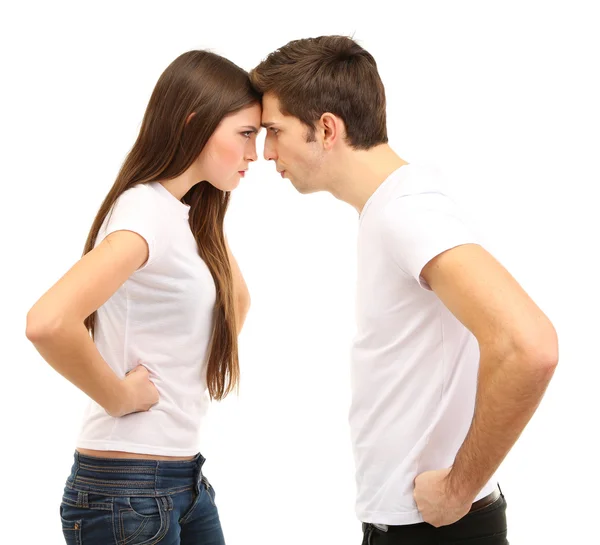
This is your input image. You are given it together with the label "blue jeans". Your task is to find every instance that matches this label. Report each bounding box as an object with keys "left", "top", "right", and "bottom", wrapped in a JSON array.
[{"left": 60, "top": 451, "right": 225, "bottom": 544}]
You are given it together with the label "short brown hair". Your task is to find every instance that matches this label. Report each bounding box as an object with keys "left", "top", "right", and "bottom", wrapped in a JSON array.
[{"left": 250, "top": 36, "right": 388, "bottom": 150}]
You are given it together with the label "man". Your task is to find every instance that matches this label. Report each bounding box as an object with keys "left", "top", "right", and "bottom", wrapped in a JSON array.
[{"left": 250, "top": 36, "right": 558, "bottom": 545}]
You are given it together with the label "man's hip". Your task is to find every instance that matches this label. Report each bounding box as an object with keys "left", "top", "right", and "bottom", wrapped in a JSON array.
[{"left": 361, "top": 485, "right": 508, "bottom": 544}]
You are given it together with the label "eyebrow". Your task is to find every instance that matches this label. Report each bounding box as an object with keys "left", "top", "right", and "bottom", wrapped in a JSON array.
[
  {"left": 241, "top": 125, "right": 260, "bottom": 133},
  {"left": 261, "top": 122, "right": 276, "bottom": 128}
]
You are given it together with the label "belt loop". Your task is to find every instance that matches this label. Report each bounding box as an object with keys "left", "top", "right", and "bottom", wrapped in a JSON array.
[
  {"left": 77, "top": 491, "right": 89, "bottom": 508},
  {"left": 73, "top": 451, "right": 81, "bottom": 481},
  {"left": 160, "top": 496, "right": 173, "bottom": 511},
  {"left": 153, "top": 460, "right": 160, "bottom": 493},
  {"left": 197, "top": 454, "right": 205, "bottom": 484},
  {"left": 192, "top": 463, "right": 201, "bottom": 494}
]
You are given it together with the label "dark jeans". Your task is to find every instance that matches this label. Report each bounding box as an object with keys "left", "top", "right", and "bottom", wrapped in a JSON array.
[
  {"left": 362, "top": 490, "right": 508, "bottom": 545},
  {"left": 60, "top": 450, "right": 225, "bottom": 544}
]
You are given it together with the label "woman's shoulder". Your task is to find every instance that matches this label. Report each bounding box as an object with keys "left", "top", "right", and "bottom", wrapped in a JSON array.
[{"left": 112, "top": 183, "right": 162, "bottom": 212}]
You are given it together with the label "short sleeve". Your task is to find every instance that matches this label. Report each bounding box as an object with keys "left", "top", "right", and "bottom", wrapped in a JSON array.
[
  {"left": 382, "top": 192, "right": 479, "bottom": 290},
  {"left": 96, "top": 184, "right": 163, "bottom": 270}
]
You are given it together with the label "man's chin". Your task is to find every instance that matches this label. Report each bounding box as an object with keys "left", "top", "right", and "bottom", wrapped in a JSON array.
[{"left": 291, "top": 180, "right": 318, "bottom": 195}]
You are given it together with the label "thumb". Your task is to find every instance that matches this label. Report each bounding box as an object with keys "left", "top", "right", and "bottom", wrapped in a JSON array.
[{"left": 126, "top": 361, "right": 145, "bottom": 375}]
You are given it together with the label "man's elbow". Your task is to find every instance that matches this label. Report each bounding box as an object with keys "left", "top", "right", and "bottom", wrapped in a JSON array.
[{"left": 516, "top": 320, "right": 559, "bottom": 373}]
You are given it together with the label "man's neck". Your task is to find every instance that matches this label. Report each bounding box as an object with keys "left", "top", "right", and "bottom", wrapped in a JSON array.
[{"left": 327, "top": 144, "right": 409, "bottom": 215}]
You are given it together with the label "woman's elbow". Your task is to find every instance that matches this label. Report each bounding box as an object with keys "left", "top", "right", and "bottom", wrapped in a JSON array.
[{"left": 25, "top": 307, "right": 63, "bottom": 343}]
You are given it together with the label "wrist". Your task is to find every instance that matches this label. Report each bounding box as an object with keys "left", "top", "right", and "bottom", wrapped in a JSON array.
[
  {"left": 103, "top": 377, "right": 129, "bottom": 417},
  {"left": 444, "top": 469, "right": 477, "bottom": 505}
]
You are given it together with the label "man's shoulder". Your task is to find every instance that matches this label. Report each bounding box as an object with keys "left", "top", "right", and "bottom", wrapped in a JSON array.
[{"left": 389, "top": 162, "right": 448, "bottom": 199}]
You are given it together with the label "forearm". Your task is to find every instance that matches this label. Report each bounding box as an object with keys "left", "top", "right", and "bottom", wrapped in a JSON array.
[
  {"left": 447, "top": 346, "right": 557, "bottom": 500},
  {"left": 27, "top": 318, "right": 126, "bottom": 415}
]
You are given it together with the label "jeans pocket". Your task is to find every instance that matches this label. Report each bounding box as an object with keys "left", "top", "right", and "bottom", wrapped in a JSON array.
[
  {"left": 115, "top": 495, "right": 171, "bottom": 545},
  {"left": 180, "top": 476, "right": 216, "bottom": 525},
  {"left": 60, "top": 505, "right": 82, "bottom": 545},
  {"left": 201, "top": 476, "right": 217, "bottom": 507},
  {"left": 444, "top": 496, "right": 508, "bottom": 544},
  {"left": 362, "top": 523, "right": 385, "bottom": 545}
]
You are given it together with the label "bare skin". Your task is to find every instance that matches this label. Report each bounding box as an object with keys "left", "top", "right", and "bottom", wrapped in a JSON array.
[{"left": 76, "top": 448, "right": 196, "bottom": 461}]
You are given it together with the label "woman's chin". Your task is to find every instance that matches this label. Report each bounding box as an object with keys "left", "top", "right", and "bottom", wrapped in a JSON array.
[
  {"left": 226, "top": 178, "right": 241, "bottom": 191},
  {"left": 208, "top": 177, "right": 241, "bottom": 192}
]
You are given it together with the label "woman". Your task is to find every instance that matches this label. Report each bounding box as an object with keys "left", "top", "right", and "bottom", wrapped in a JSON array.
[{"left": 26, "top": 50, "right": 261, "bottom": 544}]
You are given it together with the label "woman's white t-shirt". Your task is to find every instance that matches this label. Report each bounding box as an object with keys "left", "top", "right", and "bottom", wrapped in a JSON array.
[{"left": 76, "top": 181, "right": 216, "bottom": 456}]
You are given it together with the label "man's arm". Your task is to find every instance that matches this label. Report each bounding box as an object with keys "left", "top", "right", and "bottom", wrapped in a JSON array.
[{"left": 422, "top": 243, "right": 558, "bottom": 501}]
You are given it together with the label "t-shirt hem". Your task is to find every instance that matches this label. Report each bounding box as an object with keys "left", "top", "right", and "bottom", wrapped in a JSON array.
[
  {"left": 358, "top": 509, "right": 424, "bottom": 525},
  {"left": 75, "top": 440, "right": 200, "bottom": 457},
  {"left": 357, "top": 481, "right": 499, "bottom": 525}
]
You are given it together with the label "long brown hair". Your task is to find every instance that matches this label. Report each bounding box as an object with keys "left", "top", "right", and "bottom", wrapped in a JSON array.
[
  {"left": 250, "top": 35, "right": 388, "bottom": 149},
  {"left": 83, "top": 51, "right": 260, "bottom": 400}
]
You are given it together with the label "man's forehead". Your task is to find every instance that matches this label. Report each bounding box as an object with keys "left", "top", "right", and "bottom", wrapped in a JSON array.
[
  {"left": 261, "top": 94, "right": 291, "bottom": 127},
  {"left": 261, "top": 113, "right": 283, "bottom": 128},
  {"left": 262, "top": 91, "right": 281, "bottom": 107},
  {"left": 261, "top": 93, "right": 279, "bottom": 113}
]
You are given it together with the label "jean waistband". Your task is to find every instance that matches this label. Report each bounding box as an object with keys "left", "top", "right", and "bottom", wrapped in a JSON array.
[{"left": 66, "top": 451, "right": 206, "bottom": 496}]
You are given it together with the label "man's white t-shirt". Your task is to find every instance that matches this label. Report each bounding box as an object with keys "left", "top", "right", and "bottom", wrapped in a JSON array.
[
  {"left": 76, "top": 181, "right": 217, "bottom": 456},
  {"left": 350, "top": 163, "right": 497, "bottom": 525}
]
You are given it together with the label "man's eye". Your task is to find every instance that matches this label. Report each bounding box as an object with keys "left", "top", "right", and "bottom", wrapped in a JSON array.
[{"left": 269, "top": 128, "right": 279, "bottom": 135}]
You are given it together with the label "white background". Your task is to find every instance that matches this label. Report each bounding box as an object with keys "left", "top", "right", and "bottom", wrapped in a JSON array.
[{"left": 1, "top": 1, "right": 599, "bottom": 544}]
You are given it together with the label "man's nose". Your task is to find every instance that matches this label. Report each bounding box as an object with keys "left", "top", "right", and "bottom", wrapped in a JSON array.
[{"left": 263, "top": 140, "right": 277, "bottom": 161}]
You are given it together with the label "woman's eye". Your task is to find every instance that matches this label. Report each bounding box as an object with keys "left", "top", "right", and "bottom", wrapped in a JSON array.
[{"left": 241, "top": 131, "right": 254, "bottom": 138}]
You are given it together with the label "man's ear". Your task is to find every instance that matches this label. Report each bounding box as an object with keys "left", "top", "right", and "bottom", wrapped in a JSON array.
[{"left": 320, "top": 112, "right": 343, "bottom": 150}]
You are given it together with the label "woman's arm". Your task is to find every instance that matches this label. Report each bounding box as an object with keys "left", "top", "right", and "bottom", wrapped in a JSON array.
[
  {"left": 26, "top": 230, "right": 159, "bottom": 417},
  {"left": 224, "top": 235, "right": 251, "bottom": 333}
]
